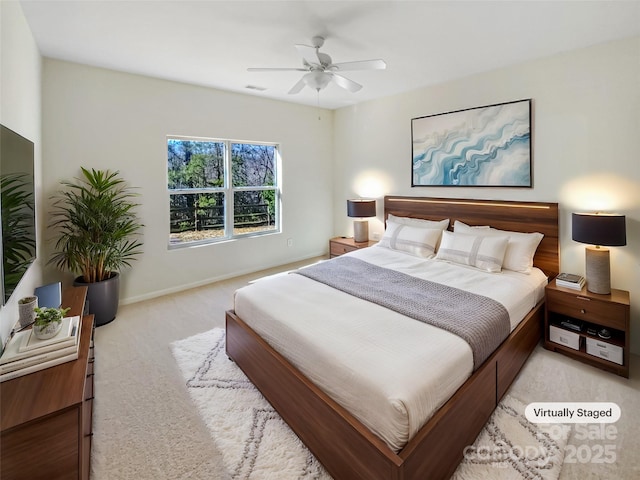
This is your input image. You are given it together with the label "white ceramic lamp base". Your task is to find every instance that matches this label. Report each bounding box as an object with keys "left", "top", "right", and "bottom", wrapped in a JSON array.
[
  {"left": 353, "top": 220, "right": 369, "bottom": 243},
  {"left": 585, "top": 246, "right": 611, "bottom": 295}
]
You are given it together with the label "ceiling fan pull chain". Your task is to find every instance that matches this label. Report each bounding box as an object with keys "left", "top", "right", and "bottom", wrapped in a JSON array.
[{"left": 317, "top": 89, "right": 321, "bottom": 120}]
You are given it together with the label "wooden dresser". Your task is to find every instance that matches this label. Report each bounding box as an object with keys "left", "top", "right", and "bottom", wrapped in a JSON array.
[{"left": 1, "top": 286, "right": 95, "bottom": 480}]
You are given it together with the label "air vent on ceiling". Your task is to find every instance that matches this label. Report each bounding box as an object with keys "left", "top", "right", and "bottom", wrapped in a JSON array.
[{"left": 245, "top": 85, "right": 267, "bottom": 91}]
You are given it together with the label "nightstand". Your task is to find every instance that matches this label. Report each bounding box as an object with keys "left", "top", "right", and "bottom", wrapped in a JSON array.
[
  {"left": 329, "top": 237, "right": 377, "bottom": 258},
  {"left": 544, "top": 279, "right": 630, "bottom": 377}
]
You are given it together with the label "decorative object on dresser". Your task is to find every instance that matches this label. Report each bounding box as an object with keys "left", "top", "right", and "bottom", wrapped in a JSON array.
[
  {"left": 17, "top": 295, "right": 38, "bottom": 328},
  {"left": 0, "top": 315, "right": 81, "bottom": 382},
  {"left": 48, "top": 167, "right": 143, "bottom": 326},
  {"left": 34, "top": 281, "right": 62, "bottom": 308},
  {"left": 544, "top": 278, "right": 630, "bottom": 377},
  {"left": 571, "top": 212, "right": 626, "bottom": 294},
  {"left": 1, "top": 286, "right": 95, "bottom": 480},
  {"left": 32, "top": 306, "right": 71, "bottom": 340},
  {"left": 347, "top": 198, "right": 376, "bottom": 242},
  {"left": 329, "top": 236, "right": 376, "bottom": 258}
]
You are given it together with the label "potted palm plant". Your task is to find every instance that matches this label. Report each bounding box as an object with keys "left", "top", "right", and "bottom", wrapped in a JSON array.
[{"left": 49, "top": 168, "right": 143, "bottom": 326}]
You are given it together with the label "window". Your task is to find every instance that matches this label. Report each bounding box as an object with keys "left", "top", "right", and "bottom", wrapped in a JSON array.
[{"left": 168, "top": 136, "right": 280, "bottom": 247}]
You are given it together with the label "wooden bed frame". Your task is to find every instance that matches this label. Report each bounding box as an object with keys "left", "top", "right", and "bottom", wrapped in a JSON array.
[{"left": 226, "top": 196, "right": 559, "bottom": 480}]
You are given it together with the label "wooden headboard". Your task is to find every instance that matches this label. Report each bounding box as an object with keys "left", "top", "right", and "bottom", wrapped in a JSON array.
[{"left": 384, "top": 196, "right": 560, "bottom": 278}]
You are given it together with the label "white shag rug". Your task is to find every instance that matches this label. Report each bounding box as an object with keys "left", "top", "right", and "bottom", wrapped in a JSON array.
[{"left": 171, "top": 328, "right": 568, "bottom": 480}]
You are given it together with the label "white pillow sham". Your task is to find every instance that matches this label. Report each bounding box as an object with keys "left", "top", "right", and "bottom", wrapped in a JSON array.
[
  {"left": 452, "top": 220, "right": 489, "bottom": 231},
  {"left": 378, "top": 220, "right": 443, "bottom": 258},
  {"left": 436, "top": 230, "right": 509, "bottom": 273},
  {"left": 453, "top": 221, "right": 543, "bottom": 274},
  {"left": 388, "top": 214, "right": 449, "bottom": 230}
]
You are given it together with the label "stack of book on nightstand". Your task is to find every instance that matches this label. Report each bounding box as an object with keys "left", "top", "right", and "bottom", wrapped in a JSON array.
[
  {"left": 0, "top": 316, "right": 81, "bottom": 382},
  {"left": 556, "top": 273, "right": 585, "bottom": 290}
]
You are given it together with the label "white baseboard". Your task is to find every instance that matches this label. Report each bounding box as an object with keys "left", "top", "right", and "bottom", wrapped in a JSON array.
[{"left": 119, "top": 251, "right": 327, "bottom": 306}]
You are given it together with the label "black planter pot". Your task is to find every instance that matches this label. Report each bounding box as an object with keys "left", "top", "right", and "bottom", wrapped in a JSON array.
[{"left": 73, "top": 272, "right": 120, "bottom": 326}]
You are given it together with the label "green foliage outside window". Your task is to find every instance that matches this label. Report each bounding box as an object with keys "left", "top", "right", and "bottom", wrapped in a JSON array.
[{"left": 168, "top": 138, "right": 279, "bottom": 245}]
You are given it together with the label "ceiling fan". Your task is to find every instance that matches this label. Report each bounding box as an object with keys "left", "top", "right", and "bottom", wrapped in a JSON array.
[{"left": 248, "top": 36, "right": 386, "bottom": 94}]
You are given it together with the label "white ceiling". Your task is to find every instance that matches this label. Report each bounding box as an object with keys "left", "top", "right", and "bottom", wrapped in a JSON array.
[{"left": 19, "top": 0, "right": 640, "bottom": 110}]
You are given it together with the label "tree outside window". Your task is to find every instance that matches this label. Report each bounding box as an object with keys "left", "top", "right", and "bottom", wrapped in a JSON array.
[{"left": 168, "top": 137, "right": 280, "bottom": 246}]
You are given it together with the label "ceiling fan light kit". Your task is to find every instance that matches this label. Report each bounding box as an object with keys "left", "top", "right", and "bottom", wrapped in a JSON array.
[
  {"left": 248, "top": 36, "right": 386, "bottom": 95},
  {"left": 304, "top": 70, "right": 332, "bottom": 90}
]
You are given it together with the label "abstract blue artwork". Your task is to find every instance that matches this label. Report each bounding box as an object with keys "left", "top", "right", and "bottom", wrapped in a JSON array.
[{"left": 412, "top": 99, "right": 531, "bottom": 187}]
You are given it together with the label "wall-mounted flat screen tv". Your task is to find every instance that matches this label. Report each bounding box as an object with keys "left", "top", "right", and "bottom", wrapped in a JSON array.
[{"left": 1, "top": 124, "right": 36, "bottom": 304}]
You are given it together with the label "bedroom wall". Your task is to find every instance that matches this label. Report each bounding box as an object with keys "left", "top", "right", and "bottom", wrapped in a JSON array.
[
  {"left": 42, "top": 59, "right": 334, "bottom": 304},
  {"left": 0, "top": 2, "right": 44, "bottom": 348},
  {"left": 333, "top": 36, "right": 640, "bottom": 355}
]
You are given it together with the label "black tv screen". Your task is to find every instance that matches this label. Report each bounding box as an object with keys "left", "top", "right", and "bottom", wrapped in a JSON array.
[{"left": 1, "top": 124, "right": 36, "bottom": 304}]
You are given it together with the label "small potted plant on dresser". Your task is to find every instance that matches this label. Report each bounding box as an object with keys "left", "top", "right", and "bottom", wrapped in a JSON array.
[
  {"left": 32, "top": 306, "right": 71, "bottom": 340},
  {"left": 48, "top": 167, "right": 143, "bottom": 326},
  {"left": 17, "top": 296, "right": 38, "bottom": 328}
]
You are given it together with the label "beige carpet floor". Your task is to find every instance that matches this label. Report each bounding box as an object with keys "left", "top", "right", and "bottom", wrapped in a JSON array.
[{"left": 91, "top": 257, "right": 640, "bottom": 479}]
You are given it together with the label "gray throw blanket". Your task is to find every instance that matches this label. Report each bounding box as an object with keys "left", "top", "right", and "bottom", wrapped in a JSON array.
[{"left": 293, "top": 256, "right": 510, "bottom": 370}]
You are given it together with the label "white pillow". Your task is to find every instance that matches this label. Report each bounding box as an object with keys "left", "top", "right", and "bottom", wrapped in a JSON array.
[
  {"left": 436, "top": 231, "right": 509, "bottom": 273},
  {"left": 453, "top": 220, "right": 489, "bottom": 231},
  {"left": 453, "top": 220, "right": 543, "bottom": 274},
  {"left": 378, "top": 220, "right": 443, "bottom": 258},
  {"left": 388, "top": 214, "right": 449, "bottom": 230}
]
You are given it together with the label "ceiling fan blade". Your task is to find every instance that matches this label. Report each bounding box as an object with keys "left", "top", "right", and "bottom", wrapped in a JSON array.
[
  {"left": 295, "top": 44, "right": 321, "bottom": 66},
  {"left": 331, "top": 59, "right": 387, "bottom": 71},
  {"left": 247, "top": 67, "right": 308, "bottom": 72},
  {"left": 288, "top": 77, "right": 306, "bottom": 95},
  {"left": 331, "top": 73, "right": 362, "bottom": 93}
]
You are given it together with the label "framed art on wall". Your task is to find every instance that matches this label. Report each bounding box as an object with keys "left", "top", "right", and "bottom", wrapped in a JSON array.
[{"left": 411, "top": 99, "right": 532, "bottom": 187}]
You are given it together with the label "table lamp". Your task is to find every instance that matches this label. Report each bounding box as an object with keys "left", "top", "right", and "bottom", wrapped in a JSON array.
[
  {"left": 572, "top": 212, "right": 626, "bottom": 294},
  {"left": 347, "top": 199, "right": 376, "bottom": 243}
]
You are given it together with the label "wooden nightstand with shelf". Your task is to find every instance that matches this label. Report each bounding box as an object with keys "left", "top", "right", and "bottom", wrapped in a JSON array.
[
  {"left": 329, "top": 237, "right": 377, "bottom": 258},
  {"left": 544, "top": 279, "right": 630, "bottom": 378}
]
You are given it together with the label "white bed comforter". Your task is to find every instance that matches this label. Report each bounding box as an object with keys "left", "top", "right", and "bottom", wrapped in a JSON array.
[{"left": 233, "top": 246, "right": 547, "bottom": 452}]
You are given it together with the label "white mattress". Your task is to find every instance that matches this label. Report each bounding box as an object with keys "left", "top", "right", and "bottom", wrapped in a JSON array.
[{"left": 233, "top": 246, "right": 547, "bottom": 452}]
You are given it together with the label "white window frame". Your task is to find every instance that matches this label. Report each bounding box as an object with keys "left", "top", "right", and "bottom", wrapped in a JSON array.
[{"left": 168, "top": 135, "right": 281, "bottom": 249}]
